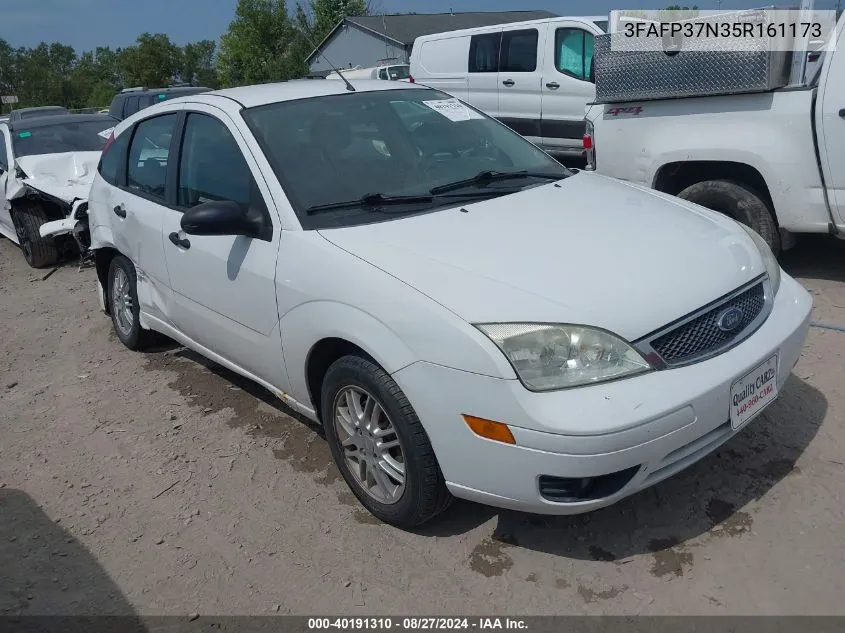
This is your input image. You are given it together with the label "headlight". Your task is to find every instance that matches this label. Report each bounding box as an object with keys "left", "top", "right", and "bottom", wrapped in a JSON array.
[
  {"left": 738, "top": 224, "right": 781, "bottom": 296},
  {"left": 476, "top": 323, "right": 652, "bottom": 391}
]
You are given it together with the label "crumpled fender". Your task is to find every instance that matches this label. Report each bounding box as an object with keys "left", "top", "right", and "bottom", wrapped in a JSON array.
[{"left": 12, "top": 151, "right": 100, "bottom": 203}]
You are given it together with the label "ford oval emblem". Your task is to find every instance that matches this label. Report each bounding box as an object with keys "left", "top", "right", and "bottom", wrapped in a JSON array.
[{"left": 716, "top": 306, "right": 744, "bottom": 332}]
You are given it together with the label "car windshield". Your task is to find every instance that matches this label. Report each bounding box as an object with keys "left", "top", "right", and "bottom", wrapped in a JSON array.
[
  {"left": 12, "top": 120, "right": 114, "bottom": 158},
  {"left": 388, "top": 65, "right": 410, "bottom": 80},
  {"left": 243, "top": 88, "right": 569, "bottom": 228}
]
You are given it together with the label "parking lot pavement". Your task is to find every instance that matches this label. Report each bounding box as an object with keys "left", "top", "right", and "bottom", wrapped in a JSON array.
[{"left": 0, "top": 234, "right": 843, "bottom": 616}]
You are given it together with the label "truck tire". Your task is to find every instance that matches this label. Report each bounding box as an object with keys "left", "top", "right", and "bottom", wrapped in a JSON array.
[
  {"left": 12, "top": 204, "right": 60, "bottom": 269},
  {"left": 677, "top": 180, "right": 780, "bottom": 256}
]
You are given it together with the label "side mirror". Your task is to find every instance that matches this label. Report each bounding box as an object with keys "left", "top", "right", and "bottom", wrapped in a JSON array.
[{"left": 181, "top": 200, "right": 262, "bottom": 238}]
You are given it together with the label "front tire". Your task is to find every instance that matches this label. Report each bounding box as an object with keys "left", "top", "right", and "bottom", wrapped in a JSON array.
[
  {"left": 108, "top": 255, "right": 152, "bottom": 350},
  {"left": 12, "top": 204, "right": 60, "bottom": 268},
  {"left": 677, "top": 179, "right": 781, "bottom": 256},
  {"left": 321, "top": 355, "right": 451, "bottom": 528}
]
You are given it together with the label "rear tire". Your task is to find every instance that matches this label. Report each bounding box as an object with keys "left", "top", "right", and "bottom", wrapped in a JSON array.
[
  {"left": 321, "top": 355, "right": 452, "bottom": 528},
  {"left": 12, "top": 204, "right": 60, "bottom": 268},
  {"left": 677, "top": 179, "right": 780, "bottom": 256},
  {"left": 108, "top": 254, "right": 153, "bottom": 351}
]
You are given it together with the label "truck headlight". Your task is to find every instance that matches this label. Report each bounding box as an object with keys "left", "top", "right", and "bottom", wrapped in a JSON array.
[
  {"left": 476, "top": 323, "right": 652, "bottom": 391},
  {"left": 739, "top": 224, "right": 781, "bottom": 296}
]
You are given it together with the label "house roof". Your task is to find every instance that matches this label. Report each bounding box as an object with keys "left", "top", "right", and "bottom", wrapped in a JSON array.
[{"left": 307, "top": 10, "right": 559, "bottom": 63}]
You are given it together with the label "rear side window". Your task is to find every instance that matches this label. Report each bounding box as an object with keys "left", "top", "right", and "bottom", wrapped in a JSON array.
[
  {"left": 177, "top": 113, "right": 253, "bottom": 209},
  {"left": 0, "top": 130, "right": 8, "bottom": 170},
  {"left": 469, "top": 32, "right": 502, "bottom": 73},
  {"left": 127, "top": 114, "right": 177, "bottom": 201},
  {"left": 555, "top": 28, "right": 595, "bottom": 82},
  {"left": 97, "top": 131, "right": 129, "bottom": 186},
  {"left": 500, "top": 29, "right": 539, "bottom": 73}
]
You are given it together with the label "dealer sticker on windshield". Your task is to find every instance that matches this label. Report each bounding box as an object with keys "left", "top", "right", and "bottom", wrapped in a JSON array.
[
  {"left": 422, "top": 98, "right": 484, "bottom": 122},
  {"left": 730, "top": 354, "right": 779, "bottom": 430}
]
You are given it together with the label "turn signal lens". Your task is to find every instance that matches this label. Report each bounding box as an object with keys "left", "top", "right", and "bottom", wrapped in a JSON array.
[{"left": 463, "top": 415, "right": 516, "bottom": 445}]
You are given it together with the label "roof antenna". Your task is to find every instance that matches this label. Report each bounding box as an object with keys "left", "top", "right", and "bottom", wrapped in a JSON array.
[{"left": 302, "top": 20, "right": 356, "bottom": 92}]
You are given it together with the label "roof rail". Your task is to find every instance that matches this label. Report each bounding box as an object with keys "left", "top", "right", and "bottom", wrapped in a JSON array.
[{"left": 120, "top": 86, "right": 145, "bottom": 93}]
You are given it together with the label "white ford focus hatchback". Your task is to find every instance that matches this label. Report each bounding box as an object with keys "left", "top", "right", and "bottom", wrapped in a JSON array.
[{"left": 86, "top": 79, "right": 812, "bottom": 527}]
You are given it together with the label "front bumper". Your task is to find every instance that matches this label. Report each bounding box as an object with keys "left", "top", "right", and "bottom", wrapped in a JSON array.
[{"left": 392, "top": 274, "right": 812, "bottom": 515}]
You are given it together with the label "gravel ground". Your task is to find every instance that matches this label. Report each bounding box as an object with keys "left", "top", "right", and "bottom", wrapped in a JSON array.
[{"left": 0, "top": 234, "right": 843, "bottom": 617}]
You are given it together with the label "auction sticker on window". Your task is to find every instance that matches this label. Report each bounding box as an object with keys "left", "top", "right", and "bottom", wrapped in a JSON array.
[
  {"left": 423, "top": 98, "right": 484, "bottom": 122},
  {"left": 730, "top": 354, "right": 778, "bottom": 430}
]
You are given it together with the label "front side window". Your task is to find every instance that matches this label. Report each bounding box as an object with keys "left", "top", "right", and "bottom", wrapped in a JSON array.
[
  {"left": 555, "top": 28, "right": 595, "bottom": 82},
  {"left": 468, "top": 33, "right": 501, "bottom": 73},
  {"left": 244, "top": 88, "right": 568, "bottom": 229},
  {"left": 378, "top": 69, "right": 388, "bottom": 80},
  {"left": 127, "top": 114, "right": 177, "bottom": 201},
  {"left": 177, "top": 113, "right": 252, "bottom": 209},
  {"left": 11, "top": 119, "right": 115, "bottom": 158},
  {"left": 500, "top": 29, "right": 539, "bottom": 73}
]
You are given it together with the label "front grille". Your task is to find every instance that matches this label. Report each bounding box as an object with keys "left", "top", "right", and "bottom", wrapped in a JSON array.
[{"left": 649, "top": 282, "right": 766, "bottom": 365}]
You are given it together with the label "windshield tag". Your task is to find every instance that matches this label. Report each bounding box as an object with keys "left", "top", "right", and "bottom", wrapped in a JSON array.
[
  {"left": 98, "top": 127, "right": 115, "bottom": 139},
  {"left": 422, "top": 98, "right": 483, "bottom": 122}
]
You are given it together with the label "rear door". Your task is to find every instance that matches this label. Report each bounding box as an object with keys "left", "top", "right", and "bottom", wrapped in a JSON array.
[
  {"left": 113, "top": 112, "right": 180, "bottom": 324},
  {"left": 497, "top": 25, "right": 547, "bottom": 146},
  {"left": 466, "top": 30, "right": 503, "bottom": 116},
  {"left": 817, "top": 19, "right": 845, "bottom": 226},
  {"left": 540, "top": 22, "right": 600, "bottom": 153},
  {"left": 0, "top": 125, "right": 13, "bottom": 241},
  {"left": 160, "top": 106, "right": 284, "bottom": 386}
]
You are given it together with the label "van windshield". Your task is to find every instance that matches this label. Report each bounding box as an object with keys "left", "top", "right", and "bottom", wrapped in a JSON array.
[{"left": 244, "top": 88, "right": 569, "bottom": 229}]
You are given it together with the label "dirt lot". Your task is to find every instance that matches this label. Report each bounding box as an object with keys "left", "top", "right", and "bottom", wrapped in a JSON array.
[{"left": 0, "top": 234, "right": 844, "bottom": 617}]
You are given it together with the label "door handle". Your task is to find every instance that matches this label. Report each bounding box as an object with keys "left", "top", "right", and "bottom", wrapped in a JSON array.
[
  {"left": 502, "top": 79, "right": 515, "bottom": 87},
  {"left": 113, "top": 204, "right": 126, "bottom": 218},
  {"left": 168, "top": 232, "right": 190, "bottom": 249},
  {"left": 546, "top": 82, "right": 560, "bottom": 90}
]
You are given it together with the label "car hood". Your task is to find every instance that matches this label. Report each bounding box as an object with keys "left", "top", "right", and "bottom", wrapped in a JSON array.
[
  {"left": 7, "top": 151, "right": 101, "bottom": 203},
  {"left": 318, "top": 172, "right": 765, "bottom": 341}
]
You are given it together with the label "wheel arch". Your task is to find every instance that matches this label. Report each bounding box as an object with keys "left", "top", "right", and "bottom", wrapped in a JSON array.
[{"left": 652, "top": 161, "right": 775, "bottom": 216}]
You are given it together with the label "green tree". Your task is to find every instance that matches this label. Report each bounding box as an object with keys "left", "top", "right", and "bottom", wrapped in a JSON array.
[
  {"left": 119, "top": 33, "right": 182, "bottom": 87},
  {"left": 218, "top": 0, "right": 303, "bottom": 87},
  {"left": 180, "top": 40, "right": 219, "bottom": 87}
]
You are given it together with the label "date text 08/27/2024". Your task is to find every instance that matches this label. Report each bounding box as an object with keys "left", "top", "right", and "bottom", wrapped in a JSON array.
[{"left": 307, "top": 617, "right": 529, "bottom": 630}]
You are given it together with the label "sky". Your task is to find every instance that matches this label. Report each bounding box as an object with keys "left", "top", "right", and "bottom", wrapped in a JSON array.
[{"left": 0, "top": 0, "right": 840, "bottom": 51}]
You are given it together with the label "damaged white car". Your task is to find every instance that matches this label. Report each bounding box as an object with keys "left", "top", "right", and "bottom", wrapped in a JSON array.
[{"left": 0, "top": 113, "right": 116, "bottom": 268}]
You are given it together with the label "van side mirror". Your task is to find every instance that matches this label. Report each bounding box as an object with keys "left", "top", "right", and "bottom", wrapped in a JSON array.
[{"left": 181, "top": 200, "right": 265, "bottom": 239}]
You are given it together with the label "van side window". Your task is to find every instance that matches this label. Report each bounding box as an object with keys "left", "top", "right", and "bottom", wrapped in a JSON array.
[
  {"left": 378, "top": 68, "right": 388, "bottom": 80},
  {"left": 468, "top": 33, "right": 502, "bottom": 73},
  {"left": 555, "top": 28, "right": 595, "bottom": 82},
  {"left": 127, "top": 114, "right": 178, "bottom": 201},
  {"left": 500, "top": 29, "right": 539, "bottom": 73}
]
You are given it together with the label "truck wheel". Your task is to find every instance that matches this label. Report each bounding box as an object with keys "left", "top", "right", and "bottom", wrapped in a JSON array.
[
  {"left": 677, "top": 180, "right": 780, "bottom": 256},
  {"left": 12, "top": 205, "right": 60, "bottom": 268},
  {"left": 321, "top": 355, "right": 452, "bottom": 528}
]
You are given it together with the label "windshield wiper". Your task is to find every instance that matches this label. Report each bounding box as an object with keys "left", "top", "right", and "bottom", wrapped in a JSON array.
[
  {"left": 429, "top": 170, "right": 564, "bottom": 195},
  {"left": 306, "top": 193, "right": 435, "bottom": 215}
]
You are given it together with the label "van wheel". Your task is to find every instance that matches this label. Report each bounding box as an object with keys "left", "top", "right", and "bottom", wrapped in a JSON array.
[
  {"left": 321, "top": 355, "right": 452, "bottom": 528},
  {"left": 108, "top": 255, "right": 152, "bottom": 350},
  {"left": 677, "top": 180, "right": 780, "bottom": 256},
  {"left": 12, "top": 205, "right": 60, "bottom": 268}
]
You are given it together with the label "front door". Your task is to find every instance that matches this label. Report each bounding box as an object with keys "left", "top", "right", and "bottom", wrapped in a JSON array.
[
  {"left": 497, "top": 26, "right": 547, "bottom": 146},
  {"left": 817, "top": 21, "right": 845, "bottom": 226},
  {"left": 160, "top": 107, "right": 285, "bottom": 387},
  {"left": 540, "top": 23, "right": 599, "bottom": 153}
]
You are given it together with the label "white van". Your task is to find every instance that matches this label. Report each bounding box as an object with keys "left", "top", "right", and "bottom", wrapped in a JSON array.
[{"left": 410, "top": 16, "right": 607, "bottom": 156}]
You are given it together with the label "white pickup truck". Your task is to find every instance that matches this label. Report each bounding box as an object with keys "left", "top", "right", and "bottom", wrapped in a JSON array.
[{"left": 585, "top": 14, "right": 845, "bottom": 255}]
